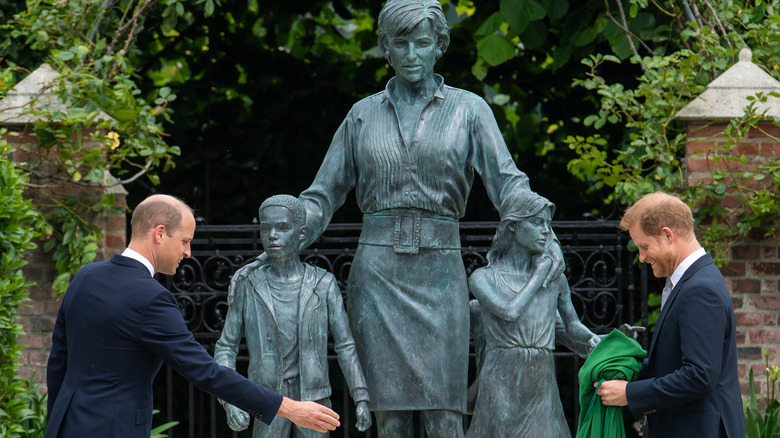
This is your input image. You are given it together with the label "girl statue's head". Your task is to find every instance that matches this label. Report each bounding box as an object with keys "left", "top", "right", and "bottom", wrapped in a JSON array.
[{"left": 487, "top": 189, "right": 555, "bottom": 265}]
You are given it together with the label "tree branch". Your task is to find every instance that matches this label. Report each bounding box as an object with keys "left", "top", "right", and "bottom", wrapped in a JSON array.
[
  {"left": 602, "top": 0, "right": 652, "bottom": 72},
  {"left": 89, "top": 0, "right": 117, "bottom": 42},
  {"left": 700, "top": 0, "right": 734, "bottom": 50},
  {"left": 107, "top": 0, "right": 157, "bottom": 56},
  {"left": 678, "top": 0, "right": 697, "bottom": 25},
  {"left": 114, "top": 159, "right": 154, "bottom": 186},
  {"left": 689, "top": 1, "right": 707, "bottom": 29}
]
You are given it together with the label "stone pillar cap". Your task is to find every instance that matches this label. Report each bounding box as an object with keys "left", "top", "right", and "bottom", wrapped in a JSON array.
[
  {"left": 675, "top": 48, "right": 780, "bottom": 121},
  {"left": 0, "top": 63, "right": 113, "bottom": 124}
]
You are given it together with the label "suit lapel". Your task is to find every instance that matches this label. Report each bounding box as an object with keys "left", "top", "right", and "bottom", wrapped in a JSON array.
[{"left": 646, "top": 253, "right": 714, "bottom": 357}]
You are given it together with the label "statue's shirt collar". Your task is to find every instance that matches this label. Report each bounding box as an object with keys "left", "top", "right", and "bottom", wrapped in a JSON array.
[{"left": 383, "top": 74, "right": 446, "bottom": 106}]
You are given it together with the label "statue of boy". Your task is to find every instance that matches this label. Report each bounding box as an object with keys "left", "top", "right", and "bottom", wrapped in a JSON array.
[{"left": 214, "top": 195, "right": 372, "bottom": 436}]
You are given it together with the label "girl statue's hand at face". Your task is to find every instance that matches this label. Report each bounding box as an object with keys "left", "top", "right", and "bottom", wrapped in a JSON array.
[{"left": 532, "top": 255, "right": 554, "bottom": 278}]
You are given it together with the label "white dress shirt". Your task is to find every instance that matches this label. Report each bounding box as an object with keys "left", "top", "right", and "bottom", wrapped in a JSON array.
[
  {"left": 661, "top": 247, "right": 706, "bottom": 309},
  {"left": 121, "top": 247, "right": 155, "bottom": 277}
]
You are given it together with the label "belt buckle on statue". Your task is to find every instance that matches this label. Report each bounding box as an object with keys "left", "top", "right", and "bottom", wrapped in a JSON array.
[{"left": 393, "top": 210, "right": 421, "bottom": 254}]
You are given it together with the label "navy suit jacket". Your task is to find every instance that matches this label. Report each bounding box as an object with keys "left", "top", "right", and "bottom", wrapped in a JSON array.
[
  {"left": 45, "top": 255, "right": 283, "bottom": 438},
  {"left": 625, "top": 253, "right": 745, "bottom": 438}
]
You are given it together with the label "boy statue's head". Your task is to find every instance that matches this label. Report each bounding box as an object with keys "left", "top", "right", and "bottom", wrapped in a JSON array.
[{"left": 258, "top": 195, "right": 307, "bottom": 260}]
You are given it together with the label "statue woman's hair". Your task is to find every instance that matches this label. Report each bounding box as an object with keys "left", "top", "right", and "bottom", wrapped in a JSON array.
[
  {"left": 377, "top": 0, "right": 450, "bottom": 59},
  {"left": 486, "top": 190, "right": 555, "bottom": 265}
]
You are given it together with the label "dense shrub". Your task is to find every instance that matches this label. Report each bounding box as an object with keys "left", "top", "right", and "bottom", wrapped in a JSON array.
[{"left": 0, "top": 132, "right": 44, "bottom": 437}]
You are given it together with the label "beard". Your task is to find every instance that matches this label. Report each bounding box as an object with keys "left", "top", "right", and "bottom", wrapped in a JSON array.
[{"left": 650, "top": 246, "right": 676, "bottom": 278}]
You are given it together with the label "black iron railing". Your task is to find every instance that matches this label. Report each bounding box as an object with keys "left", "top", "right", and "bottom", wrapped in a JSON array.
[{"left": 153, "top": 220, "right": 649, "bottom": 437}]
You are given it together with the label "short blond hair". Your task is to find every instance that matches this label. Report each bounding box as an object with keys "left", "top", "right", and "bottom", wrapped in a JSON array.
[{"left": 620, "top": 192, "right": 694, "bottom": 238}]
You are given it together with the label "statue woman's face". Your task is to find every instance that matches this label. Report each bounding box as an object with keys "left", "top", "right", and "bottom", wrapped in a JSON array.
[
  {"left": 386, "top": 19, "right": 438, "bottom": 84},
  {"left": 511, "top": 208, "right": 552, "bottom": 254}
]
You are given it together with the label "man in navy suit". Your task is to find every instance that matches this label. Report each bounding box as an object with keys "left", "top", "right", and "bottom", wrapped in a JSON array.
[
  {"left": 45, "top": 194, "right": 341, "bottom": 438},
  {"left": 597, "top": 192, "right": 744, "bottom": 437}
]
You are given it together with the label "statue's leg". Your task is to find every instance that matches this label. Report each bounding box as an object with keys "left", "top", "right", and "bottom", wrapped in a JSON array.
[
  {"left": 258, "top": 416, "right": 291, "bottom": 438},
  {"left": 375, "top": 410, "right": 413, "bottom": 438},
  {"left": 420, "top": 410, "right": 464, "bottom": 438}
]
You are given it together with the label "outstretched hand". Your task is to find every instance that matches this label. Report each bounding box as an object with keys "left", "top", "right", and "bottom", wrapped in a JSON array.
[
  {"left": 587, "top": 334, "right": 601, "bottom": 352},
  {"left": 277, "top": 397, "right": 340, "bottom": 433},
  {"left": 224, "top": 403, "right": 250, "bottom": 431},
  {"left": 355, "top": 401, "right": 372, "bottom": 432}
]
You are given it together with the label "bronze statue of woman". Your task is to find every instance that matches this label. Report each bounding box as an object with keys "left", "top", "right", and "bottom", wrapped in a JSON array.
[{"left": 291, "top": 1, "right": 565, "bottom": 435}]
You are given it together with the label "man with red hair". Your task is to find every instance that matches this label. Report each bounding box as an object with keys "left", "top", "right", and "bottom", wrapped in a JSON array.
[{"left": 597, "top": 192, "right": 744, "bottom": 438}]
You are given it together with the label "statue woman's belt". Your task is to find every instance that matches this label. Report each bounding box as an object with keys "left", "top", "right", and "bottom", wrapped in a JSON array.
[{"left": 359, "top": 210, "right": 461, "bottom": 254}]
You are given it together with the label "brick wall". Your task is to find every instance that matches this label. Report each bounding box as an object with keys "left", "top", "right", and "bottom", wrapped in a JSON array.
[
  {"left": 729, "top": 239, "right": 780, "bottom": 400},
  {"left": 685, "top": 121, "right": 780, "bottom": 403},
  {"left": 6, "top": 128, "right": 128, "bottom": 386}
]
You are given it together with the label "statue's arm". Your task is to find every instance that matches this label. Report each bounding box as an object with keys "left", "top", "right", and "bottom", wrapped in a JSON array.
[
  {"left": 325, "top": 275, "right": 370, "bottom": 404},
  {"left": 299, "top": 112, "right": 358, "bottom": 249},
  {"left": 214, "top": 277, "right": 247, "bottom": 370},
  {"left": 555, "top": 311, "right": 591, "bottom": 358},
  {"left": 324, "top": 274, "right": 373, "bottom": 430},
  {"left": 469, "top": 263, "right": 546, "bottom": 321},
  {"left": 469, "top": 97, "right": 530, "bottom": 211},
  {"left": 555, "top": 275, "right": 599, "bottom": 351},
  {"left": 212, "top": 276, "right": 252, "bottom": 430},
  {"left": 468, "top": 97, "right": 566, "bottom": 286}
]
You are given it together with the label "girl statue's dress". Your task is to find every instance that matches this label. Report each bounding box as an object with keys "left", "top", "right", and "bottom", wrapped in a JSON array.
[
  {"left": 466, "top": 190, "right": 597, "bottom": 437},
  {"left": 466, "top": 268, "right": 573, "bottom": 437}
]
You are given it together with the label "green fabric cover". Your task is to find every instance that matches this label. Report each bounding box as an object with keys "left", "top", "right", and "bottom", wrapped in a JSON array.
[{"left": 576, "top": 329, "right": 647, "bottom": 438}]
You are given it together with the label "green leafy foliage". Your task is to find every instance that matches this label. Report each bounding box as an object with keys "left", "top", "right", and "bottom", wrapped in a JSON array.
[
  {"left": 14, "top": 378, "right": 47, "bottom": 438},
  {"left": 561, "top": 1, "right": 780, "bottom": 265},
  {"left": 0, "top": 0, "right": 207, "bottom": 428},
  {"left": 0, "top": 0, "right": 217, "bottom": 293},
  {"left": 745, "top": 349, "right": 780, "bottom": 438},
  {"left": 0, "top": 134, "right": 42, "bottom": 437},
  {"left": 150, "top": 410, "right": 179, "bottom": 438},
  {"left": 41, "top": 195, "right": 102, "bottom": 293},
  {"left": 688, "top": 109, "right": 780, "bottom": 263},
  {"left": 129, "top": 0, "right": 648, "bottom": 224}
]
